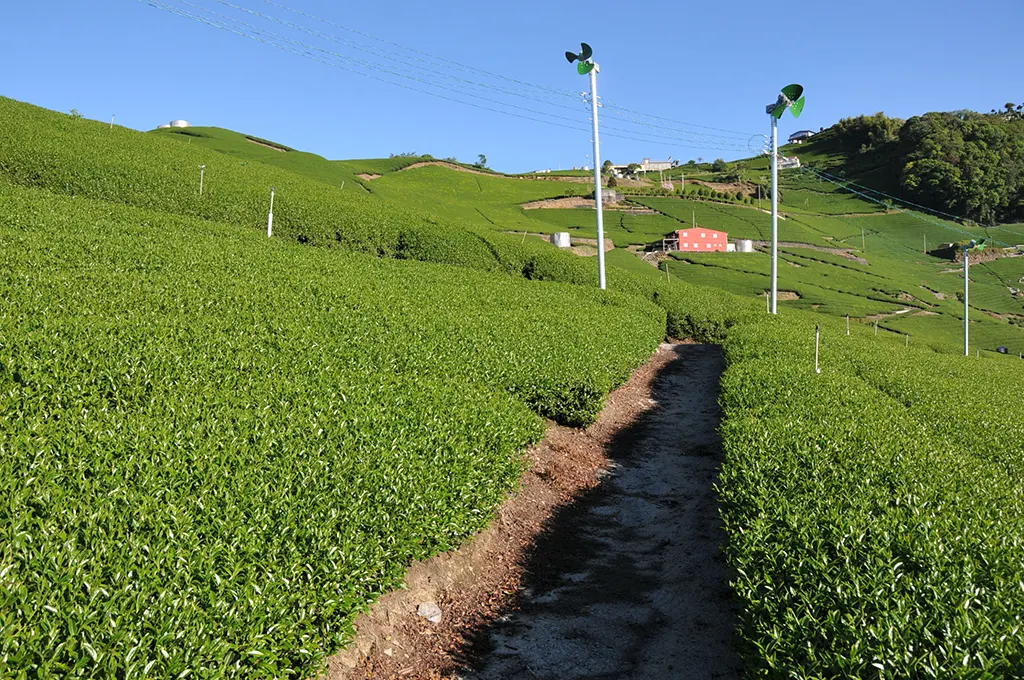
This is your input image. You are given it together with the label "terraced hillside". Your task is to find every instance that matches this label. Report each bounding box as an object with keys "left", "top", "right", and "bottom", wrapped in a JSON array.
[{"left": 4, "top": 96, "right": 1024, "bottom": 678}]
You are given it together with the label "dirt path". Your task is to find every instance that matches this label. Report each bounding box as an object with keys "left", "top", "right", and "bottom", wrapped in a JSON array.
[
  {"left": 324, "top": 343, "right": 738, "bottom": 679},
  {"left": 460, "top": 344, "right": 740, "bottom": 679}
]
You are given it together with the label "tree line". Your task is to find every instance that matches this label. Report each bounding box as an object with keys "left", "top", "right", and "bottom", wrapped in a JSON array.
[{"left": 830, "top": 106, "right": 1024, "bottom": 225}]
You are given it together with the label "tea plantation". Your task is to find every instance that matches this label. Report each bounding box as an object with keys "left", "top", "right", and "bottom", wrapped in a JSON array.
[{"left": 3, "top": 96, "right": 1024, "bottom": 678}]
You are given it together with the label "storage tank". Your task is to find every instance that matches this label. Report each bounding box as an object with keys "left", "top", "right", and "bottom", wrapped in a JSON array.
[
  {"left": 169, "top": 120, "right": 191, "bottom": 128},
  {"left": 738, "top": 239, "right": 754, "bottom": 253},
  {"left": 551, "top": 232, "right": 571, "bottom": 249}
]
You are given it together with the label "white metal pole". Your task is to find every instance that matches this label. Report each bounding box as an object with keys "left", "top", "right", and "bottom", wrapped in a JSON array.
[
  {"left": 770, "top": 116, "right": 779, "bottom": 314},
  {"left": 110, "top": 115, "right": 115, "bottom": 130},
  {"left": 267, "top": 187, "right": 275, "bottom": 238},
  {"left": 589, "top": 65, "right": 606, "bottom": 290},
  {"left": 846, "top": 314, "right": 850, "bottom": 335},
  {"left": 964, "top": 249, "right": 969, "bottom": 356},
  {"left": 199, "top": 165, "right": 205, "bottom": 197},
  {"left": 814, "top": 324, "right": 820, "bottom": 374}
]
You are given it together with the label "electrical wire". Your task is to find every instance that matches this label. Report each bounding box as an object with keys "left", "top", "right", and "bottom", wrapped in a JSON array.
[
  {"left": 263, "top": 0, "right": 759, "bottom": 140},
  {"left": 141, "top": 0, "right": 760, "bottom": 153}
]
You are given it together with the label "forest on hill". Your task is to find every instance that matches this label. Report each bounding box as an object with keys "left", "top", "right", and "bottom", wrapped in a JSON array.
[{"left": 824, "top": 105, "right": 1024, "bottom": 225}]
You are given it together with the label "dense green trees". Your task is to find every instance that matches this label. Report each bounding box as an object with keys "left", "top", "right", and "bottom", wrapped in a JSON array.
[{"left": 831, "top": 110, "right": 1024, "bottom": 224}]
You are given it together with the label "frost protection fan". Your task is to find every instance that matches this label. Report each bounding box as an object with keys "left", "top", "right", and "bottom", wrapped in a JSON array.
[
  {"left": 767, "top": 84, "right": 805, "bottom": 119},
  {"left": 565, "top": 42, "right": 595, "bottom": 75}
]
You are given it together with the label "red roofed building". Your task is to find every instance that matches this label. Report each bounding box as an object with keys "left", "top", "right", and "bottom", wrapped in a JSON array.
[{"left": 676, "top": 228, "right": 728, "bottom": 252}]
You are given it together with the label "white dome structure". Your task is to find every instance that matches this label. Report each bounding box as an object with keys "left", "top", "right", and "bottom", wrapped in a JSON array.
[
  {"left": 169, "top": 120, "right": 191, "bottom": 128},
  {"left": 157, "top": 124, "right": 171, "bottom": 129}
]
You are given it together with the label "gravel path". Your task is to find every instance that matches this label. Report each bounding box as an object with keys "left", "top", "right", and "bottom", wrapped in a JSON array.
[{"left": 462, "top": 343, "right": 740, "bottom": 680}]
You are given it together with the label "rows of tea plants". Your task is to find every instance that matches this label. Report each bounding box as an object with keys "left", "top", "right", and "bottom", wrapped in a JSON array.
[
  {"left": 0, "top": 181, "right": 663, "bottom": 678},
  {"left": 0, "top": 98, "right": 526, "bottom": 271},
  {"left": 717, "top": 311, "right": 1024, "bottom": 676}
]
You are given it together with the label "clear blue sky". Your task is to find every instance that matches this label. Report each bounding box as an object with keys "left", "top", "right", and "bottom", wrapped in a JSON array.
[{"left": 3, "top": 0, "right": 1021, "bottom": 173}]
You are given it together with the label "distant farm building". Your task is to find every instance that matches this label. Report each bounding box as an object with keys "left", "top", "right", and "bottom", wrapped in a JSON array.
[
  {"left": 672, "top": 229, "right": 729, "bottom": 252},
  {"left": 608, "top": 158, "right": 678, "bottom": 178},
  {"left": 777, "top": 156, "right": 801, "bottom": 169},
  {"left": 639, "top": 158, "right": 675, "bottom": 173},
  {"left": 788, "top": 130, "right": 815, "bottom": 144}
]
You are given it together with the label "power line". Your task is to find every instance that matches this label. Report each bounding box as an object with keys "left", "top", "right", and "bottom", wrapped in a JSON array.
[
  {"left": 801, "top": 167, "right": 1011, "bottom": 247},
  {"left": 143, "top": 0, "right": 758, "bottom": 152},
  {"left": 811, "top": 168, "right": 978, "bottom": 226},
  {"left": 217, "top": 0, "right": 754, "bottom": 148},
  {"left": 263, "top": 0, "right": 759, "bottom": 140}
]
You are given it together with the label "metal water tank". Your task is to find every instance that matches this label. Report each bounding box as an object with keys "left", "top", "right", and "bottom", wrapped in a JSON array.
[
  {"left": 551, "top": 232, "right": 571, "bottom": 249},
  {"left": 169, "top": 120, "right": 191, "bottom": 128},
  {"left": 738, "top": 239, "right": 754, "bottom": 253}
]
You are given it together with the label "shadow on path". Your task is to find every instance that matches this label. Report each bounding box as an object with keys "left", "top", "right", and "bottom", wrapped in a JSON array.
[{"left": 457, "top": 343, "right": 740, "bottom": 680}]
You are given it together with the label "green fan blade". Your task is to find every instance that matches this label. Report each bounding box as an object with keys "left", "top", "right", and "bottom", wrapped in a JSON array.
[
  {"left": 790, "top": 96, "right": 805, "bottom": 118},
  {"left": 565, "top": 51, "right": 578, "bottom": 63},
  {"left": 771, "top": 104, "right": 786, "bottom": 119},
  {"left": 578, "top": 61, "right": 594, "bottom": 75},
  {"left": 579, "top": 43, "right": 593, "bottom": 61},
  {"left": 781, "top": 84, "right": 804, "bottom": 101}
]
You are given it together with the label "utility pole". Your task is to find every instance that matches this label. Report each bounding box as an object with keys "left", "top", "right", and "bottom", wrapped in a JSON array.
[
  {"left": 589, "top": 64, "right": 606, "bottom": 290},
  {"left": 963, "top": 245, "right": 970, "bottom": 356},
  {"left": 567, "top": 43, "right": 605, "bottom": 290},
  {"left": 962, "top": 239, "right": 986, "bottom": 356},
  {"left": 770, "top": 115, "right": 778, "bottom": 314},
  {"left": 267, "top": 187, "right": 275, "bottom": 238},
  {"left": 763, "top": 84, "right": 804, "bottom": 314}
]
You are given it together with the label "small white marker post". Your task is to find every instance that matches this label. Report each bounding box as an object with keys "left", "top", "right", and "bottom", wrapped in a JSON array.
[
  {"left": 906, "top": 334, "right": 909, "bottom": 347},
  {"left": 199, "top": 164, "right": 206, "bottom": 197},
  {"left": 814, "top": 324, "right": 821, "bottom": 374},
  {"left": 874, "top": 319, "right": 878, "bottom": 336},
  {"left": 340, "top": 180, "right": 345, "bottom": 193},
  {"left": 267, "top": 187, "right": 275, "bottom": 238},
  {"left": 110, "top": 114, "right": 115, "bottom": 130},
  {"left": 846, "top": 314, "right": 850, "bottom": 336}
]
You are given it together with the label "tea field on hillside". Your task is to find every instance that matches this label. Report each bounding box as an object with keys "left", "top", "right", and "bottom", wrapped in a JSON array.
[{"left": 0, "top": 180, "right": 663, "bottom": 677}]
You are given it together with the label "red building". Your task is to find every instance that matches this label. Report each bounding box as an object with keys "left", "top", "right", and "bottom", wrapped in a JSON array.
[{"left": 676, "top": 228, "right": 728, "bottom": 252}]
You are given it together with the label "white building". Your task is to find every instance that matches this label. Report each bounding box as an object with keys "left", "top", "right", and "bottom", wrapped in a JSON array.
[
  {"left": 787, "top": 130, "right": 815, "bottom": 144},
  {"left": 639, "top": 158, "right": 674, "bottom": 173}
]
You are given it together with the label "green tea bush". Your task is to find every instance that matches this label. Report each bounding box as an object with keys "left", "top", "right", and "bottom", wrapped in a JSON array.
[
  {"left": 0, "top": 183, "right": 662, "bottom": 677},
  {"left": 718, "top": 312, "right": 1024, "bottom": 677}
]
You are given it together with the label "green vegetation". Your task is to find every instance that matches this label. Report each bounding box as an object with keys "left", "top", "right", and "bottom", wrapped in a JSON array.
[
  {"left": 5, "top": 95, "right": 1024, "bottom": 678},
  {"left": 802, "top": 109, "right": 1024, "bottom": 224},
  {"left": 0, "top": 149, "right": 662, "bottom": 676},
  {"left": 720, "top": 311, "right": 1024, "bottom": 676}
]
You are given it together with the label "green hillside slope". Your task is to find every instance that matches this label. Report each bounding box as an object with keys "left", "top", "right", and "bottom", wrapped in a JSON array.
[{"left": 4, "top": 97, "right": 1024, "bottom": 678}]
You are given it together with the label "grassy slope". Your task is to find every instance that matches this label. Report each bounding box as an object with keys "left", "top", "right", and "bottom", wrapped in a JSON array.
[
  {"left": 8, "top": 98, "right": 1024, "bottom": 676},
  {"left": 153, "top": 118, "right": 1023, "bottom": 359}
]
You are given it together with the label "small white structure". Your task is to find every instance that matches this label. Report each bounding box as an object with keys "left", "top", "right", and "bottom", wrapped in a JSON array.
[
  {"left": 169, "top": 120, "right": 191, "bottom": 128},
  {"left": 726, "top": 243, "right": 737, "bottom": 253},
  {"left": 157, "top": 124, "right": 171, "bottom": 129},
  {"left": 551, "top": 232, "right": 571, "bottom": 249},
  {"left": 737, "top": 239, "right": 754, "bottom": 253},
  {"left": 788, "top": 130, "right": 815, "bottom": 144},
  {"left": 640, "top": 158, "right": 674, "bottom": 173},
  {"left": 777, "top": 156, "right": 801, "bottom": 170}
]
